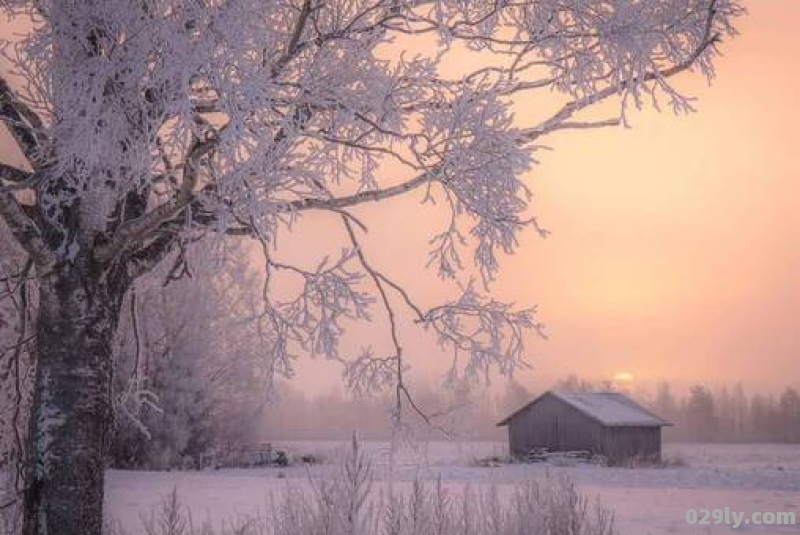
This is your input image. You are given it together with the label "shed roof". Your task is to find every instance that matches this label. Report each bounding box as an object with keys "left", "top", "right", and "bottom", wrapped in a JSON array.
[{"left": 496, "top": 390, "right": 672, "bottom": 427}]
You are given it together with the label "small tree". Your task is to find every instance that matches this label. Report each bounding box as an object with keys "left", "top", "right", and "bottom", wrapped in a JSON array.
[
  {"left": 684, "top": 384, "right": 717, "bottom": 441},
  {"left": 0, "top": 1, "right": 742, "bottom": 533},
  {"left": 110, "top": 242, "right": 267, "bottom": 469}
]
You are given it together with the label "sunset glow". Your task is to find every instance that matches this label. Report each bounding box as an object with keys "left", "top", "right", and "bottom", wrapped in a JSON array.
[
  {"left": 244, "top": 0, "right": 800, "bottom": 394},
  {"left": 314, "top": 0, "right": 799, "bottom": 395},
  {"left": 613, "top": 372, "right": 635, "bottom": 385}
]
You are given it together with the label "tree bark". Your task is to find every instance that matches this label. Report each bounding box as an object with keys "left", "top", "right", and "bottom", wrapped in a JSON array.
[{"left": 22, "top": 263, "right": 125, "bottom": 535}]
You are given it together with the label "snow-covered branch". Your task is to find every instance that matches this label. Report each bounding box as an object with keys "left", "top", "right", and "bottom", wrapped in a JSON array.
[
  {"left": 340, "top": 215, "right": 540, "bottom": 429},
  {"left": 0, "top": 190, "right": 52, "bottom": 266},
  {"left": 95, "top": 135, "right": 218, "bottom": 263},
  {"left": 525, "top": 0, "right": 726, "bottom": 139},
  {"left": 424, "top": 283, "right": 543, "bottom": 382},
  {"left": 0, "top": 165, "right": 32, "bottom": 188},
  {"left": 0, "top": 77, "right": 45, "bottom": 167},
  {"left": 281, "top": 171, "right": 435, "bottom": 213}
]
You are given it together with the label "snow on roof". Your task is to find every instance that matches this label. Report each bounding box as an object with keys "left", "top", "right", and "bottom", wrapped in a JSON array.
[
  {"left": 551, "top": 391, "right": 671, "bottom": 426},
  {"left": 497, "top": 391, "right": 671, "bottom": 427}
]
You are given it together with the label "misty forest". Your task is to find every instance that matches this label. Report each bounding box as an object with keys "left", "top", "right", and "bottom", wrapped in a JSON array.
[{"left": 1, "top": 1, "right": 798, "bottom": 535}]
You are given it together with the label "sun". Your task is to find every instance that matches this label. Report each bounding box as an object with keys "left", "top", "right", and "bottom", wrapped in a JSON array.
[{"left": 613, "top": 372, "right": 635, "bottom": 384}]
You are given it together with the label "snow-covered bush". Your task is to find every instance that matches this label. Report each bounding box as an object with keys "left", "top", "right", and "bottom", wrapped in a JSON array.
[{"left": 106, "top": 438, "right": 617, "bottom": 535}]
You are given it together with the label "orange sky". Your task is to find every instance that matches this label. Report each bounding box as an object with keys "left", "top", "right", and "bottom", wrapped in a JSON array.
[
  {"left": 316, "top": 0, "right": 800, "bottom": 394},
  {"left": 508, "top": 0, "right": 800, "bottom": 391},
  {"left": 1, "top": 1, "right": 797, "bottom": 395}
]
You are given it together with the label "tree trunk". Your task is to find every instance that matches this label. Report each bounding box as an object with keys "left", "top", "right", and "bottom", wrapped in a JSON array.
[{"left": 22, "top": 263, "right": 124, "bottom": 535}]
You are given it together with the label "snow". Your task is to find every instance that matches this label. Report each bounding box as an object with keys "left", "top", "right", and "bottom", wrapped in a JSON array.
[{"left": 105, "top": 442, "right": 800, "bottom": 535}]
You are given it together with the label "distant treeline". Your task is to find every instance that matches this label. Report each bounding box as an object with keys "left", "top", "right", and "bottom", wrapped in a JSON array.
[
  {"left": 260, "top": 376, "right": 800, "bottom": 444},
  {"left": 647, "top": 382, "right": 800, "bottom": 443}
]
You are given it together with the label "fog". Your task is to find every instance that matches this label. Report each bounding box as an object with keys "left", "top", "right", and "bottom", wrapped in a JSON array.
[{"left": 251, "top": 377, "right": 800, "bottom": 445}]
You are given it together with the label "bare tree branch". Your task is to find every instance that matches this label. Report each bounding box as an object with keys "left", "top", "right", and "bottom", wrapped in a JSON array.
[
  {"left": 95, "top": 136, "right": 217, "bottom": 263},
  {"left": 525, "top": 0, "right": 722, "bottom": 141},
  {"left": 0, "top": 77, "right": 45, "bottom": 168},
  {"left": 281, "top": 171, "right": 435, "bottom": 214},
  {"left": 0, "top": 164, "right": 36, "bottom": 192},
  {"left": 341, "top": 215, "right": 451, "bottom": 436},
  {"left": 0, "top": 164, "right": 30, "bottom": 184},
  {"left": 0, "top": 190, "right": 52, "bottom": 266}
]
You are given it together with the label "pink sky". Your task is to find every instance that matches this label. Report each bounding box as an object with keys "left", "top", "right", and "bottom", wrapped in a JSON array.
[
  {"left": 302, "top": 0, "right": 800, "bottom": 394},
  {"left": 507, "top": 0, "right": 800, "bottom": 391}
]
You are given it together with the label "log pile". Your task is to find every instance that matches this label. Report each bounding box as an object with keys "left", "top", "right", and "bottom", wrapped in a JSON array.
[{"left": 527, "top": 447, "right": 595, "bottom": 463}]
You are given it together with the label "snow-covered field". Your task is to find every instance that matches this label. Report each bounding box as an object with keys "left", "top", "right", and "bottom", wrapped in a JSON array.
[{"left": 106, "top": 442, "right": 800, "bottom": 535}]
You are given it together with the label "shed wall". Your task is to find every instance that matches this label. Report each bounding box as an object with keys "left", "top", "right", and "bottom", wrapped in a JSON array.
[
  {"left": 601, "top": 426, "right": 661, "bottom": 462},
  {"left": 507, "top": 394, "right": 605, "bottom": 457},
  {"left": 505, "top": 394, "right": 663, "bottom": 462}
]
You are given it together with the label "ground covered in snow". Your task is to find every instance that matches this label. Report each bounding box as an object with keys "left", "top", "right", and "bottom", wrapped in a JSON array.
[{"left": 106, "top": 442, "right": 800, "bottom": 535}]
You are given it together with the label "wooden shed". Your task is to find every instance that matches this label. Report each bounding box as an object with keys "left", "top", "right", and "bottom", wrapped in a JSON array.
[{"left": 497, "top": 391, "right": 671, "bottom": 463}]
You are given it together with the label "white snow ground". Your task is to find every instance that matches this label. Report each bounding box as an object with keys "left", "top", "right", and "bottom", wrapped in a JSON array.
[{"left": 106, "top": 443, "right": 800, "bottom": 535}]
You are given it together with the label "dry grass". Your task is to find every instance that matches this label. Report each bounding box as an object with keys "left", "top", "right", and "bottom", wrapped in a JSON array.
[{"left": 106, "top": 438, "right": 618, "bottom": 535}]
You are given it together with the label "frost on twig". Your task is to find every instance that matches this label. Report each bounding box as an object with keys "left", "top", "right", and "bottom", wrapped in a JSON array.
[
  {"left": 337, "top": 215, "right": 541, "bottom": 435},
  {"left": 424, "top": 283, "right": 543, "bottom": 383}
]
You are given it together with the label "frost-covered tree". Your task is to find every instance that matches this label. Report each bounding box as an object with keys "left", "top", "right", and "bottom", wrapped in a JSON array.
[
  {"left": 0, "top": 1, "right": 742, "bottom": 533},
  {"left": 110, "top": 241, "right": 268, "bottom": 469}
]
